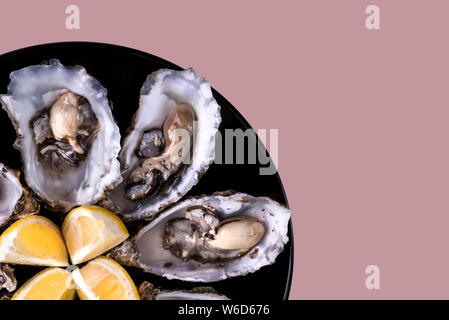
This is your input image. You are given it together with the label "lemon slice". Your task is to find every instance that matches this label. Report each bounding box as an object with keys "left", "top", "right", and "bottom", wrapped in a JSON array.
[
  {"left": 72, "top": 256, "right": 140, "bottom": 300},
  {"left": 0, "top": 216, "right": 68, "bottom": 266},
  {"left": 62, "top": 206, "right": 129, "bottom": 265},
  {"left": 12, "top": 267, "right": 75, "bottom": 300}
]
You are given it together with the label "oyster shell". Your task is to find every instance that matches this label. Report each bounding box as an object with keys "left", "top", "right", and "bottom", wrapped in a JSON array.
[
  {"left": 0, "top": 263, "right": 17, "bottom": 292},
  {"left": 0, "top": 292, "right": 13, "bottom": 300},
  {"left": 109, "top": 191, "right": 291, "bottom": 282},
  {"left": 0, "top": 60, "right": 122, "bottom": 211},
  {"left": 139, "top": 281, "right": 229, "bottom": 300},
  {"left": 103, "top": 68, "right": 221, "bottom": 220},
  {"left": 0, "top": 163, "right": 39, "bottom": 227}
]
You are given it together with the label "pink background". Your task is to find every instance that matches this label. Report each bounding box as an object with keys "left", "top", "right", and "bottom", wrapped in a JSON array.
[{"left": 1, "top": 0, "right": 448, "bottom": 299}]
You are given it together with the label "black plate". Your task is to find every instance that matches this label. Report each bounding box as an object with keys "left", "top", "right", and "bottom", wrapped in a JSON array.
[{"left": 0, "top": 42, "right": 293, "bottom": 300}]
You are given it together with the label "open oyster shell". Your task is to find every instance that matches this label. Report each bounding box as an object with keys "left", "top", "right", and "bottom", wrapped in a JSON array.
[
  {"left": 103, "top": 68, "right": 221, "bottom": 220},
  {"left": 109, "top": 191, "right": 291, "bottom": 282},
  {"left": 139, "top": 281, "right": 229, "bottom": 300},
  {"left": 0, "top": 60, "right": 122, "bottom": 212},
  {"left": 0, "top": 263, "right": 17, "bottom": 292},
  {"left": 0, "top": 163, "right": 39, "bottom": 227}
]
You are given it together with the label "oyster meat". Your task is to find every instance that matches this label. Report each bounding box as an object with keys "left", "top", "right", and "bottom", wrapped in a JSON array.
[
  {"left": 0, "top": 60, "right": 122, "bottom": 211},
  {"left": 103, "top": 68, "right": 221, "bottom": 220},
  {"left": 139, "top": 281, "right": 229, "bottom": 300},
  {"left": 109, "top": 191, "right": 291, "bottom": 282},
  {"left": 0, "top": 163, "right": 39, "bottom": 227}
]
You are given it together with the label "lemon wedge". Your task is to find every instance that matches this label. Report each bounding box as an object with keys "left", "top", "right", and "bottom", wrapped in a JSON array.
[
  {"left": 12, "top": 267, "right": 75, "bottom": 300},
  {"left": 72, "top": 256, "right": 140, "bottom": 300},
  {"left": 62, "top": 206, "right": 129, "bottom": 265},
  {"left": 0, "top": 216, "right": 68, "bottom": 266}
]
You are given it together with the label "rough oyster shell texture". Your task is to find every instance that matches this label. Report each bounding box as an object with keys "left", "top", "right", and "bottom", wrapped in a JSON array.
[
  {"left": 139, "top": 281, "right": 229, "bottom": 300},
  {"left": 0, "top": 263, "right": 16, "bottom": 293}
]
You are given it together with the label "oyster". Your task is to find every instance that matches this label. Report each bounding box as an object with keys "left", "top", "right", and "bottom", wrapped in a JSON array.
[
  {"left": 139, "top": 281, "right": 229, "bottom": 300},
  {"left": 0, "top": 263, "right": 17, "bottom": 292},
  {"left": 0, "top": 60, "right": 122, "bottom": 211},
  {"left": 103, "top": 68, "right": 221, "bottom": 220},
  {"left": 0, "top": 163, "right": 39, "bottom": 227},
  {"left": 109, "top": 191, "right": 291, "bottom": 282}
]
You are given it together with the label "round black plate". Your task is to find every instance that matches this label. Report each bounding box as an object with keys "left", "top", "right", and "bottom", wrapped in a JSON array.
[{"left": 0, "top": 42, "right": 293, "bottom": 300}]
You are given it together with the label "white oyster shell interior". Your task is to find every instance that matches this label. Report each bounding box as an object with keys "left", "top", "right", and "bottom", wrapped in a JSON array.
[
  {"left": 0, "top": 60, "right": 122, "bottom": 211},
  {"left": 108, "top": 68, "right": 221, "bottom": 219},
  {"left": 134, "top": 192, "right": 291, "bottom": 282},
  {"left": 0, "top": 164, "right": 22, "bottom": 226}
]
